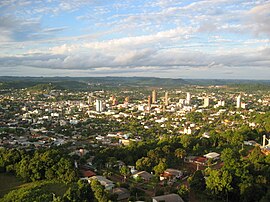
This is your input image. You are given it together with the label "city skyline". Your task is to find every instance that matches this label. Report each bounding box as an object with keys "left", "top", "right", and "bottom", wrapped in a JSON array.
[{"left": 0, "top": 0, "right": 270, "bottom": 79}]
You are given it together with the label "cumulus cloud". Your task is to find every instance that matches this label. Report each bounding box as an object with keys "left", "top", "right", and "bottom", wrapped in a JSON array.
[
  {"left": 245, "top": 2, "right": 270, "bottom": 36},
  {"left": 1, "top": 31, "right": 269, "bottom": 73},
  {"left": 0, "top": 0, "right": 270, "bottom": 78}
]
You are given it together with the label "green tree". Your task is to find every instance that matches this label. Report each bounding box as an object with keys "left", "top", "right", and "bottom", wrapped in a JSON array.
[
  {"left": 120, "top": 166, "right": 130, "bottom": 181},
  {"left": 206, "top": 169, "right": 232, "bottom": 201},
  {"left": 175, "top": 148, "right": 186, "bottom": 159},
  {"left": 63, "top": 180, "right": 94, "bottom": 202},
  {"left": 136, "top": 157, "right": 152, "bottom": 172},
  {"left": 90, "top": 179, "right": 109, "bottom": 202},
  {"left": 221, "top": 148, "right": 240, "bottom": 171},
  {"left": 189, "top": 170, "right": 206, "bottom": 192},
  {"left": 153, "top": 161, "right": 167, "bottom": 176},
  {"left": 248, "top": 146, "right": 264, "bottom": 164},
  {"left": 178, "top": 185, "right": 189, "bottom": 201}
]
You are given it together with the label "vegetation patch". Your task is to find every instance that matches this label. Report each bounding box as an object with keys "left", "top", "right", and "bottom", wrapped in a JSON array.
[{"left": 0, "top": 173, "right": 24, "bottom": 198}]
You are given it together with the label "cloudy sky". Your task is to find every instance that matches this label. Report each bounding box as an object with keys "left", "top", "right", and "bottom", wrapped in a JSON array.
[{"left": 0, "top": 0, "right": 270, "bottom": 79}]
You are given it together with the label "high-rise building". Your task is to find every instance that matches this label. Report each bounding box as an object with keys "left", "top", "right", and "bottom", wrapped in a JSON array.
[
  {"left": 218, "top": 100, "right": 225, "bottom": 107},
  {"left": 123, "top": 96, "right": 129, "bottom": 106},
  {"left": 110, "top": 95, "right": 115, "bottom": 101},
  {"left": 112, "top": 98, "right": 117, "bottom": 106},
  {"left": 186, "top": 92, "right": 191, "bottom": 105},
  {"left": 87, "top": 96, "right": 92, "bottom": 105},
  {"left": 148, "top": 95, "right": 151, "bottom": 111},
  {"left": 164, "top": 92, "right": 169, "bottom": 106},
  {"left": 203, "top": 97, "right": 209, "bottom": 107},
  {"left": 96, "top": 99, "right": 103, "bottom": 112},
  {"left": 236, "top": 95, "right": 241, "bottom": 108},
  {"left": 152, "top": 90, "right": 157, "bottom": 104}
]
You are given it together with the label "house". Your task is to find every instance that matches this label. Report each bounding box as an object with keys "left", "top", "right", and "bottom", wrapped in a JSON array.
[
  {"left": 132, "top": 171, "right": 153, "bottom": 181},
  {"left": 152, "top": 193, "right": 184, "bottom": 202},
  {"left": 184, "top": 156, "right": 197, "bottom": 163},
  {"left": 90, "top": 176, "right": 115, "bottom": 190},
  {"left": 160, "top": 168, "right": 183, "bottom": 181},
  {"left": 113, "top": 188, "right": 130, "bottom": 201},
  {"left": 81, "top": 170, "right": 96, "bottom": 178},
  {"left": 129, "top": 166, "right": 138, "bottom": 174},
  {"left": 194, "top": 157, "right": 208, "bottom": 165},
  {"left": 203, "top": 152, "right": 220, "bottom": 160},
  {"left": 244, "top": 140, "right": 257, "bottom": 146},
  {"left": 202, "top": 132, "right": 210, "bottom": 139},
  {"left": 185, "top": 156, "right": 207, "bottom": 165}
]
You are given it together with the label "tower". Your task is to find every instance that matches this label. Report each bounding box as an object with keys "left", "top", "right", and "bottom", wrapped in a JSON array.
[
  {"left": 218, "top": 100, "right": 225, "bottom": 107},
  {"left": 96, "top": 99, "right": 103, "bottom": 112},
  {"left": 236, "top": 95, "right": 241, "bottom": 108},
  {"left": 186, "top": 92, "right": 191, "bottom": 105},
  {"left": 125, "top": 97, "right": 129, "bottom": 103},
  {"left": 148, "top": 95, "right": 151, "bottom": 111},
  {"left": 88, "top": 96, "right": 92, "bottom": 105},
  {"left": 164, "top": 92, "right": 169, "bottom": 106},
  {"left": 152, "top": 90, "right": 157, "bottom": 104},
  {"left": 112, "top": 98, "right": 117, "bottom": 106},
  {"left": 204, "top": 97, "right": 209, "bottom": 107}
]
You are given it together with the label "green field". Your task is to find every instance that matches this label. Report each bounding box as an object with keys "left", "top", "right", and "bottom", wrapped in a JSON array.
[
  {"left": 0, "top": 173, "right": 25, "bottom": 198},
  {"left": 41, "top": 182, "right": 69, "bottom": 197},
  {"left": 0, "top": 173, "right": 68, "bottom": 199}
]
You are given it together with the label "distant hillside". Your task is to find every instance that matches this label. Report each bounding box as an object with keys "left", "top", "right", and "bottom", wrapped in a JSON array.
[
  {"left": 186, "top": 79, "right": 270, "bottom": 85},
  {"left": 26, "top": 83, "right": 59, "bottom": 92},
  {"left": 0, "top": 76, "right": 188, "bottom": 90},
  {"left": 0, "top": 76, "right": 269, "bottom": 90}
]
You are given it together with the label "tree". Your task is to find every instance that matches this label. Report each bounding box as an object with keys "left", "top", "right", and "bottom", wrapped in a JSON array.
[
  {"left": 136, "top": 157, "right": 152, "bottom": 172},
  {"left": 178, "top": 185, "right": 189, "bottom": 201},
  {"left": 153, "top": 161, "right": 167, "bottom": 176},
  {"left": 206, "top": 169, "right": 232, "bottom": 201},
  {"left": 120, "top": 166, "right": 130, "bottom": 181},
  {"left": 180, "top": 135, "right": 195, "bottom": 149},
  {"left": 221, "top": 148, "right": 240, "bottom": 171},
  {"left": 175, "top": 148, "right": 186, "bottom": 159},
  {"left": 248, "top": 146, "right": 264, "bottom": 164},
  {"left": 189, "top": 170, "right": 206, "bottom": 192},
  {"left": 16, "top": 156, "right": 31, "bottom": 181},
  {"left": 90, "top": 179, "right": 109, "bottom": 202},
  {"left": 77, "top": 180, "right": 94, "bottom": 201}
]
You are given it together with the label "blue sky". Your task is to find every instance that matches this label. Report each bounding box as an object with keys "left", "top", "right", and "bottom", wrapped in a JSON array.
[{"left": 0, "top": 0, "right": 270, "bottom": 79}]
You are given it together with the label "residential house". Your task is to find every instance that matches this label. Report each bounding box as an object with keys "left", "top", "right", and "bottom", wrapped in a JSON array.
[
  {"left": 152, "top": 193, "right": 184, "bottom": 202},
  {"left": 203, "top": 152, "right": 220, "bottom": 161},
  {"left": 132, "top": 171, "right": 153, "bottom": 181},
  {"left": 112, "top": 188, "right": 130, "bottom": 201},
  {"left": 160, "top": 168, "right": 183, "bottom": 181},
  {"left": 90, "top": 176, "right": 115, "bottom": 190}
]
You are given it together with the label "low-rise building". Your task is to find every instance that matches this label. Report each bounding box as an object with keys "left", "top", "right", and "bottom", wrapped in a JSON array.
[{"left": 152, "top": 194, "right": 184, "bottom": 202}]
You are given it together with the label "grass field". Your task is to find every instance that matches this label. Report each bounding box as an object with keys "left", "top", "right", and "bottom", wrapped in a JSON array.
[
  {"left": 0, "top": 173, "right": 24, "bottom": 198},
  {"left": 0, "top": 173, "right": 68, "bottom": 199},
  {"left": 41, "top": 182, "right": 68, "bottom": 196}
]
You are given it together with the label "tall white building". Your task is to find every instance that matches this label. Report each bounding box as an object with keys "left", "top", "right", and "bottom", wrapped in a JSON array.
[
  {"left": 236, "top": 95, "right": 241, "bottom": 108},
  {"left": 186, "top": 92, "right": 191, "bottom": 105},
  {"left": 164, "top": 92, "right": 169, "bottom": 106},
  {"left": 218, "top": 100, "right": 225, "bottom": 107},
  {"left": 152, "top": 90, "right": 157, "bottom": 104},
  {"left": 203, "top": 97, "right": 209, "bottom": 107},
  {"left": 88, "top": 96, "right": 92, "bottom": 105},
  {"left": 96, "top": 99, "right": 103, "bottom": 112}
]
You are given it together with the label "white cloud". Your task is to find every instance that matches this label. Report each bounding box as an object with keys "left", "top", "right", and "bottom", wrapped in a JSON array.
[
  {"left": 0, "top": 0, "right": 270, "bottom": 78},
  {"left": 245, "top": 2, "right": 270, "bottom": 35}
]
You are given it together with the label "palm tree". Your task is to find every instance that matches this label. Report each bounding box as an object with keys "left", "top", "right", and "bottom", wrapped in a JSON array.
[{"left": 175, "top": 148, "right": 186, "bottom": 160}]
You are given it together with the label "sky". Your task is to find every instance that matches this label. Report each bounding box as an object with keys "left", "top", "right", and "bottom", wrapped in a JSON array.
[{"left": 0, "top": 0, "right": 270, "bottom": 79}]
